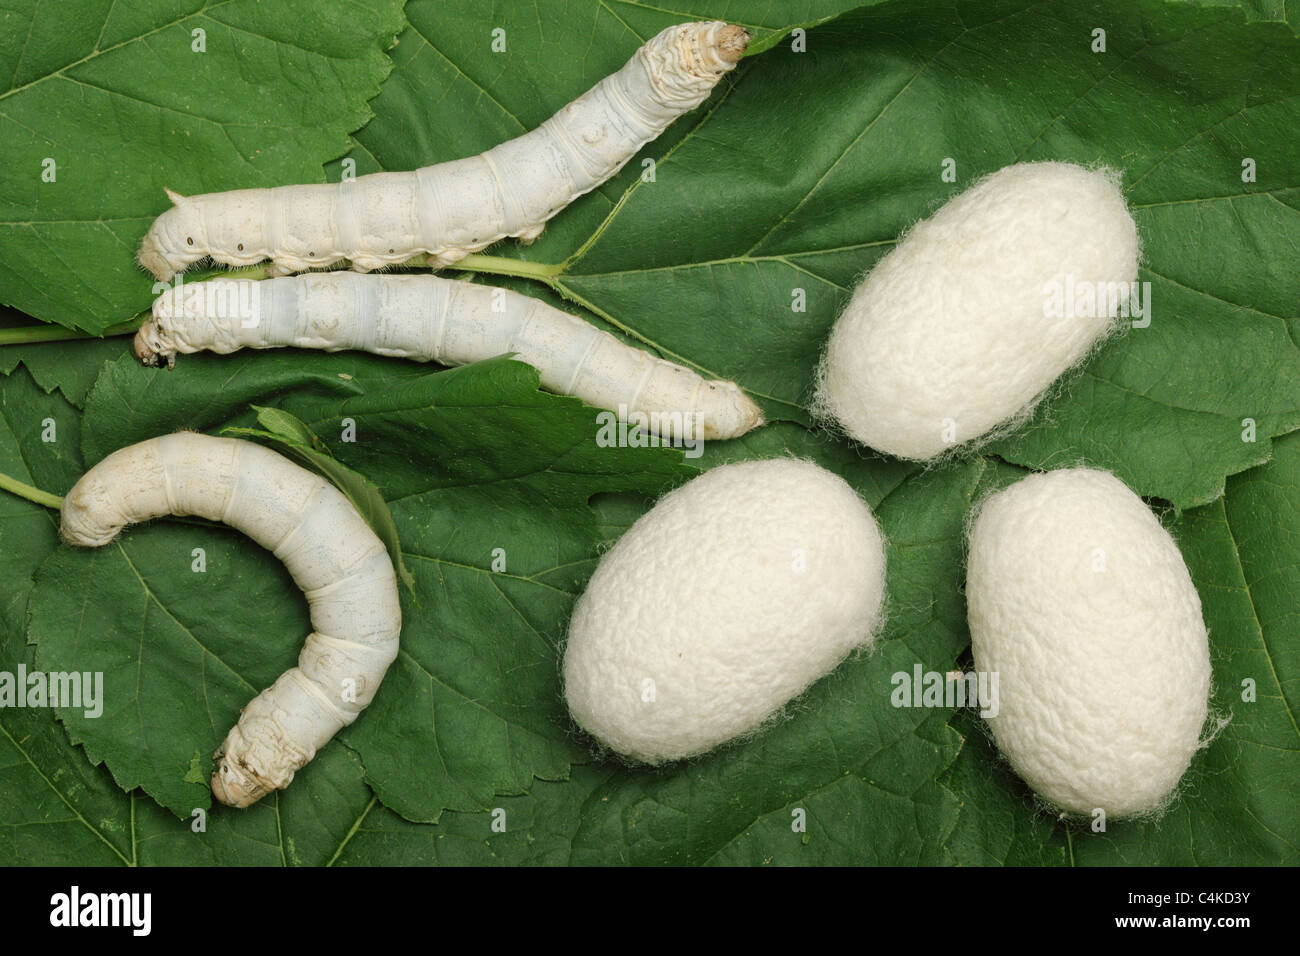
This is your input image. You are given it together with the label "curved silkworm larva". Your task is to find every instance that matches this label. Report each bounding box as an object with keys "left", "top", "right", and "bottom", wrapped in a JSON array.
[
  {"left": 59, "top": 432, "right": 402, "bottom": 808},
  {"left": 138, "top": 21, "right": 750, "bottom": 281},
  {"left": 136, "top": 273, "right": 764, "bottom": 440}
]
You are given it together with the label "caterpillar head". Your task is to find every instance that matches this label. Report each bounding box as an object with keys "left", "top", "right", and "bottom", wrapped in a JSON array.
[
  {"left": 211, "top": 717, "right": 298, "bottom": 808},
  {"left": 133, "top": 281, "right": 196, "bottom": 368},
  {"left": 211, "top": 752, "right": 266, "bottom": 809},
  {"left": 133, "top": 322, "right": 173, "bottom": 369},
  {"left": 138, "top": 188, "right": 207, "bottom": 281}
]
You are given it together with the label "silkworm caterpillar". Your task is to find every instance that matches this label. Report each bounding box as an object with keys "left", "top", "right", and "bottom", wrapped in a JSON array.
[
  {"left": 135, "top": 273, "right": 764, "bottom": 440},
  {"left": 59, "top": 432, "right": 402, "bottom": 808},
  {"left": 138, "top": 21, "right": 749, "bottom": 281}
]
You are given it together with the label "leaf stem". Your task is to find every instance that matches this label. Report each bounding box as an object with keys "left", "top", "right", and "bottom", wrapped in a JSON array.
[
  {"left": 454, "top": 253, "right": 565, "bottom": 279},
  {"left": 0, "top": 316, "right": 142, "bottom": 346},
  {"left": 0, "top": 471, "right": 62, "bottom": 510}
]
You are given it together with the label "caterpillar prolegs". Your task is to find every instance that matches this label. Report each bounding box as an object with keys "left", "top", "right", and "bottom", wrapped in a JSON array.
[
  {"left": 138, "top": 21, "right": 749, "bottom": 281},
  {"left": 60, "top": 432, "right": 402, "bottom": 808},
  {"left": 136, "top": 273, "right": 764, "bottom": 440}
]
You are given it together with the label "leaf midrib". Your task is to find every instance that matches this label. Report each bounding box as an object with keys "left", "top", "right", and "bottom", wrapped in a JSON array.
[
  {"left": 0, "top": 718, "right": 135, "bottom": 865},
  {"left": 0, "top": 1, "right": 238, "bottom": 105}
]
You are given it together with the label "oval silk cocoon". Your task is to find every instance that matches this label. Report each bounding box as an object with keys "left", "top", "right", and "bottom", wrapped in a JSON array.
[
  {"left": 563, "top": 458, "right": 887, "bottom": 763},
  {"left": 59, "top": 432, "right": 402, "bottom": 809},
  {"left": 816, "top": 161, "right": 1139, "bottom": 460},
  {"left": 967, "top": 468, "right": 1211, "bottom": 818}
]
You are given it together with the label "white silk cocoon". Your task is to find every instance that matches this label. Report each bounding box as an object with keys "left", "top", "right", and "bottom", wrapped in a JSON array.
[
  {"left": 967, "top": 468, "right": 1211, "bottom": 818},
  {"left": 817, "top": 162, "right": 1140, "bottom": 460},
  {"left": 563, "top": 458, "right": 887, "bottom": 763}
]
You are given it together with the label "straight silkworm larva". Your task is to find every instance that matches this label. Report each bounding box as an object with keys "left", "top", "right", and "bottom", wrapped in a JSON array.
[
  {"left": 138, "top": 21, "right": 749, "bottom": 281},
  {"left": 136, "top": 273, "right": 764, "bottom": 440},
  {"left": 60, "top": 432, "right": 402, "bottom": 809}
]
